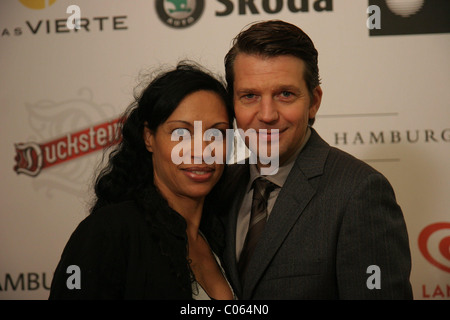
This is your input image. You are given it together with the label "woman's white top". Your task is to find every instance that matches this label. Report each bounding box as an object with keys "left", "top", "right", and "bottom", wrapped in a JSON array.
[{"left": 191, "top": 233, "right": 236, "bottom": 300}]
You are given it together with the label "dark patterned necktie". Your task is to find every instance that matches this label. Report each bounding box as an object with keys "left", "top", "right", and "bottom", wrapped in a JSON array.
[{"left": 238, "top": 177, "right": 277, "bottom": 283}]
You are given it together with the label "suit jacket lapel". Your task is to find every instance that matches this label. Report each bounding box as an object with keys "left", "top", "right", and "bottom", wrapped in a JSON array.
[{"left": 242, "top": 128, "right": 330, "bottom": 298}]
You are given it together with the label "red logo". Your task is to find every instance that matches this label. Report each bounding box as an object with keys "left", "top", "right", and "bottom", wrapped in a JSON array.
[
  {"left": 14, "top": 118, "right": 122, "bottom": 177},
  {"left": 418, "top": 222, "right": 450, "bottom": 273}
]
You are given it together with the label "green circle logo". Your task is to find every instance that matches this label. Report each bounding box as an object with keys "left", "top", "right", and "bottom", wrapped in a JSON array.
[{"left": 155, "top": 0, "right": 205, "bottom": 29}]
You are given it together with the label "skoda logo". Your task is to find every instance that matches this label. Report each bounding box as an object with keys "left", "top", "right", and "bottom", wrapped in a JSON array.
[{"left": 156, "top": 0, "right": 205, "bottom": 29}]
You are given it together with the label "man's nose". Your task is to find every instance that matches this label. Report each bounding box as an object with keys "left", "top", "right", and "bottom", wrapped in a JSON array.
[{"left": 256, "top": 97, "right": 279, "bottom": 123}]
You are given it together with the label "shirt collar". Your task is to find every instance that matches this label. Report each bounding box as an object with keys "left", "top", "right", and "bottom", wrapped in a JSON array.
[{"left": 246, "top": 127, "right": 311, "bottom": 192}]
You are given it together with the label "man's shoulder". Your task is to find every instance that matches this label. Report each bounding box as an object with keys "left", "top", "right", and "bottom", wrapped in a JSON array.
[
  {"left": 327, "top": 146, "right": 379, "bottom": 175},
  {"left": 308, "top": 128, "right": 379, "bottom": 175},
  {"left": 302, "top": 129, "right": 385, "bottom": 185}
]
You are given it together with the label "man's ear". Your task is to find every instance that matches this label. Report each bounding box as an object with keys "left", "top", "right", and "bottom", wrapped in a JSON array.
[
  {"left": 309, "top": 85, "right": 323, "bottom": 119},
  {"left": 143, "top": 123, "right": 154, "bottom": 153}
]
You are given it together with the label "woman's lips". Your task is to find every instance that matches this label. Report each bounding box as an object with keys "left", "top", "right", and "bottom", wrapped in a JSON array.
[{"left": 181, "top": 166, "right": 214, "bottom": 182}]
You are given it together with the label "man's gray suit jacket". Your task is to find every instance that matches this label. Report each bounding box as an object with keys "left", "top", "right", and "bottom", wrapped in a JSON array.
[{"left": 221, "top": 128, "right": 413, "bottom": 299}]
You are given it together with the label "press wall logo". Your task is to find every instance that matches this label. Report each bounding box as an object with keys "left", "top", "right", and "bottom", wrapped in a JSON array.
[
  {"left": 0, "top": 272, "right": 52, "bottom": 292},
  {"left": 418, "top": 222, "right": 450, "bottom": 274},
  {"left": 418, "top": 222, "right": 450, "bottom": 299},
  {"left": 332, "top": 128, "right": 450, "bottom": 146},
  {"left": 13, "top": 90, "right": 122, "bottom": 178},
  {"left": 368, "top": 0, "right": 450, "bottom": 36},
  {"left": 2, "top": 1, "right": 128, "bottom": 37},
  {"left": 14, "top": 119, "right": 122, "bottom": 177},
  {"left": 155, "top": 0, "right": 205, "bottom": 29},
  {"left": 18, "top": 0, "right": 57, "bottom": 10},
  {"left": 215, "top": 0, "right": 333, "bottom": 15}
]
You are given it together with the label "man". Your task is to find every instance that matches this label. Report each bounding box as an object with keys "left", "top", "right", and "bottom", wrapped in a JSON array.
[{"left": 221, "top": 20, "right": 413, "bottom": 299}]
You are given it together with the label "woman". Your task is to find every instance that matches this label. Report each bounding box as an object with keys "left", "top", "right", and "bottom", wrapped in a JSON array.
[{"left": 49, "top": 62, "right": 235, "bottom": 299}]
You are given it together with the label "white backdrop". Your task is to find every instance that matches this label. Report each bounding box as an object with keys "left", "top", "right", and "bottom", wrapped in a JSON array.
[{"left": 1, "top": 0, "right": 449, "bottom": 299}]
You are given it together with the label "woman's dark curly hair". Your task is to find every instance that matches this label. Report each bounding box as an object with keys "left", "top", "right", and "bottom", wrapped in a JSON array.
[{"left": 89, "top": 61, "right": 233, "bottom": 294}]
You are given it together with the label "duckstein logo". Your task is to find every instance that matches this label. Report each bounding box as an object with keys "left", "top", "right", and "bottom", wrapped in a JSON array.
[{"left": 155, "top": 0, "right": 205, "bottom": 28}]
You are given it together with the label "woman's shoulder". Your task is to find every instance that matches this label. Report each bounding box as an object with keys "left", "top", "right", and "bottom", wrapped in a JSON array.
[
  {"left": 92, "top": 200, "right": 142, "bottom": 218},
  {"left": 75, "top": 200, "right": 146, "bottom": 237}
]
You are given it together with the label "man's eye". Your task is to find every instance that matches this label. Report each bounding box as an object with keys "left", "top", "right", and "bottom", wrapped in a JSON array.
[
  {"left": 242, "top": 94, "right": 256, "bottom": 100},
  {"left": 281, "top": 91, "right": 292, "bottom": 97}
]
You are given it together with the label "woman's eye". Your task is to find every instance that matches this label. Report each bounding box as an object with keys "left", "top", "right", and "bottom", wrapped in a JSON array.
[
  {"left": 172, "top": 128, "right": 190, "bottom": 138},
  {"left": 205, "top": 129, "right": 223, "bottom": 140}
]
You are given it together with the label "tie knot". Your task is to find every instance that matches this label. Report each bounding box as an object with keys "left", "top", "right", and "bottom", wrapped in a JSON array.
[{"left": 253, "top": 177, "right": 277, "bottom": 200}]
